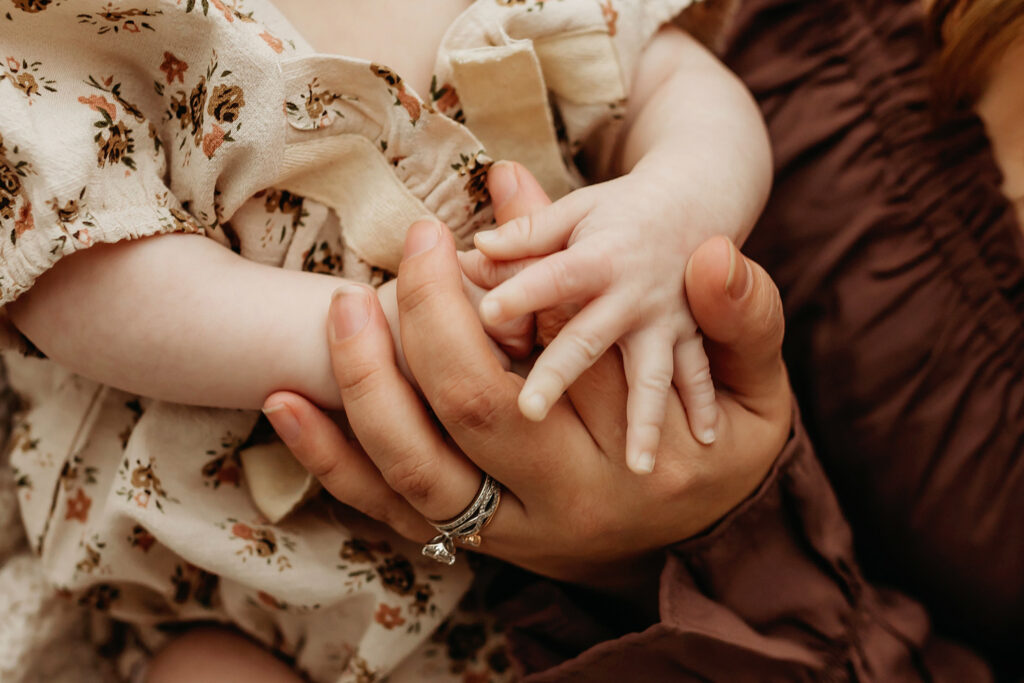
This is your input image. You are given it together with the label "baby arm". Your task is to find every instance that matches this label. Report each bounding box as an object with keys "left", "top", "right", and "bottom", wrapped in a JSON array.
[
  {"left": 466, "top": 26, "right": 772, "bottom": 473},
  {"left": 7, "top": 233, "right": 358, "bottom": 410},
  {"left": 7, "top": 230, "right": 531, "bottom": 411}
]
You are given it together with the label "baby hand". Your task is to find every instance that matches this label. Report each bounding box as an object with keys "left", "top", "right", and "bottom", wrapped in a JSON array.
[
  {"left": 468, "top": 176, "right": 720, "bottom": 473},
  {"left": 375, "top": 274, "right": 534, "bottom": 387}
]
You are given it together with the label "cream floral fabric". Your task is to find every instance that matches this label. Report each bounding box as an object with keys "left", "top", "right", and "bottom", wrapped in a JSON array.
[{"left": 0, "top": 1, "right": 707, "bottom": 681}]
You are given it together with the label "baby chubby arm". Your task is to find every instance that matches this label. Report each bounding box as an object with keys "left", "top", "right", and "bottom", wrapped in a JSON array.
[{"left": 7, "top": 233, "right": 349, "bottom": 411}]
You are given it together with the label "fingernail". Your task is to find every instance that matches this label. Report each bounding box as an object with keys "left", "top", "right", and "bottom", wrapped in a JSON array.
[
  {"left": 474, "top": 230, "right": 496, "bottom": 247},
  {"left": 404, "top": 219, "right": 440, "bottom": 259},
  {"left": 263, "top": 402, "right": 300, "bottom": 446},
  {"left": 488, "top": 160, "right": 519, "bottom": 209},
  {"left": 329, "top": 285, "right": 369, "bottom": 342},
  {"left": 519, "top": 392, "right": 548, "bottom": 421},
  {"left": 699, "top": 428, "right": 717, "bottom": 445},
  {"left": 480, "top": 298, "right": 501, "bottom": 324},
  {"left": 631, "top": 451, "right": 656, "bottom": 474},
  {"left": 724, "top": 239, "right": 752, "bottom": 300}
]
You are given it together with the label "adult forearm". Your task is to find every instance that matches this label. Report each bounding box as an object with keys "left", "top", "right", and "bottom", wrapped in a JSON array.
[{"left": 7, "top": 233, "right": 346, "bottom": 410}]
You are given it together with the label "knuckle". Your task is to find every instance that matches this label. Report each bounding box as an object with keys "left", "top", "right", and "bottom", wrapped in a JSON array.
[
  {"left": 686, "top": 365, "right": 713, "bottom": 389},
  {"left": 547, "top": 257, "right": 581, "bottom": 299},
  {"left": 567, "top": 328, "right": 606, "bottom": 367},
  {"left": 398, "top": 273, "right": 442, "bottom": 317},
  {"left": 635, "top": 366, "right": 673, "bottom": 395},
  {"left": 335, "top": 357, "right": 385, "bottom": 402},
  {"left": 382, "top": 454, "right": 439, "bottom": 506},
  {"left": 433, "top": 374, "right": 505, "bottom": 432}
]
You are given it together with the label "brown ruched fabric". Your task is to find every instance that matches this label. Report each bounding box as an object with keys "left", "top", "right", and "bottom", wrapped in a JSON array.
[
  {"left": 730, "top": 0, "right": 1024, "bottom": 670},
  {"left": 497, "top": 0, "right": 1022, "bottom": 680}
]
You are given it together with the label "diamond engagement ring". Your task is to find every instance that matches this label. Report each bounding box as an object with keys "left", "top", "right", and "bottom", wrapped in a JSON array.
[{"left": 421, "top": 474, "right": 501, "bottom": 566}]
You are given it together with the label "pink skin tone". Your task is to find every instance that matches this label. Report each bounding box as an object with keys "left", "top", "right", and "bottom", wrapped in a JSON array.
[
  {"left": 465, "top": 27, "right": 772, "bottom": 473},
  {"left": 148, "top": 162, "right": 790, "bottom": 683},
  {"left": 262, "top": 162, "right": 790, "bottom": 595}
]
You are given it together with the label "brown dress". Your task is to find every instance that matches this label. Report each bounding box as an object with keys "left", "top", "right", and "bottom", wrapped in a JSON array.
[{"left": 500, "top": 0, "right": 1023, "bottom": 680}]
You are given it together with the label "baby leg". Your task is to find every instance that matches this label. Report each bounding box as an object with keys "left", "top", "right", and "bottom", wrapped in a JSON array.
[{"left": 145, "top": 627, "right": 303, "bottom": 683}]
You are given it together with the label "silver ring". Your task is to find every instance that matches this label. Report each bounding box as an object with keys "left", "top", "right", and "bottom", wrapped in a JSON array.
[{"left": 421, "top": 474, "right": 501, "bottom": 566}]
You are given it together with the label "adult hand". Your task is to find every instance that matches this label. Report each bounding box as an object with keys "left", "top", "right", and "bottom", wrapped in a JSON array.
[{"left": 262, "top": 162, "right": 791, "bottom": 591}]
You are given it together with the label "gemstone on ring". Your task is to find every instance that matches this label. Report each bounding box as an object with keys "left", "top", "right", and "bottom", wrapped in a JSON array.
[
  {"left": 421, "top": 535, "right": 456, "bottom": 566},
  {"left": 421, "top": 474, "right": 502, "bottom": 565}
]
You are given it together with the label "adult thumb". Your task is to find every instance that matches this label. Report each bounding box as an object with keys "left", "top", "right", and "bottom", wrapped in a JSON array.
[
  {"left": 685, "top": 236, "right": 788, "bottom": 409},
  {"left": 488, "top": 160, "right": 553, "bottom": 225}
]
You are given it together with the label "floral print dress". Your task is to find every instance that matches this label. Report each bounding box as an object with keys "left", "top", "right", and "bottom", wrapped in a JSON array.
[{"left": 0, "top": 0, "right": 710, "bottom": 681}]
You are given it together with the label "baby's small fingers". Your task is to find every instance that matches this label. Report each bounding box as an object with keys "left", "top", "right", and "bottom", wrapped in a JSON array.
[
  {"left": 479, "top": 246, "right": 612, "bottom": 326},
  {"left": 674, "top": 334, "right": 718, "bottom": 445},
  {"left": 460, "top": 274, "right": 519, "bottom": 369},
  {"left": 621, "top": 330, "right": 675, "bottom": 474},
  {"left": 473, "top": 194, "right": 586, "bottom": 260},
  {"left": 519, "top": 297, "right": 628, "bottom": 421},
  {"left": 457, "top": 249, "right": 540, "bottom": 290},
  {"left": 490, "top": 313, "right": 536, "bottom": 359}
]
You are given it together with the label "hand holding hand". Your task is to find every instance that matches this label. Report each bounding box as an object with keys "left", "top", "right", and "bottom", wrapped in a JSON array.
[{"left": 262, "top": 163, "right": 791, "bottom": 593}]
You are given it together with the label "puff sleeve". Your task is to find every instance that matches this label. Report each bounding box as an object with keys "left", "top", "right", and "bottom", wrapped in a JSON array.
[{"left": 0, "top": 37, "right": 201, "bottom": 351}]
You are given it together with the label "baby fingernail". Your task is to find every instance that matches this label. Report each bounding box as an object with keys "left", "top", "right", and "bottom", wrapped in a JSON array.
[
  {"left": 263, "top": 402, "right": 300, "bottom": 446},
  {"left": 700, "top": 428, "right": 717, "bottom": 445},
  {"left": 631, "top": 451, "right": 656, "bottom": 474},
  {"left": 330, "top": 286, "right": 369, "bottom": 342},
  {"left": 480, "top": 298, "right": 501, "bottom": 323},
  {"left": 520, "top": 392, "right": 547, "bottom": 420},
  {"left": 404, "top": 219, "right": 440, "bottom": 259},
  {"left": 474, "top": 230, "right": 496, "bottom": 247}
]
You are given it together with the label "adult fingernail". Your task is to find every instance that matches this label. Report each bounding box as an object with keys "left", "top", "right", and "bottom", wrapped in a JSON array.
[
  {"left": 329, "top": 285, "right": 369, "bottom": 342},
  {"left": 474, "top": 230, "right": 496, "bottom": 248},
  {"left": 403, "top": 219, "right": 440, "bottom": 259},
  {"left": 263, "top": 402, "right": 300, "bottom": 446},
  {"left": 480, "top": 297, "right": 501, "bottom": 324},
  {"left": 488, "top": 160, "right": 519, "bottom": 209},
  {"left": 630, "top": 451, "right": 656, "bottom": 474},
  {"left": 724, "top": 239, "right": 752, "bottom": 300}
]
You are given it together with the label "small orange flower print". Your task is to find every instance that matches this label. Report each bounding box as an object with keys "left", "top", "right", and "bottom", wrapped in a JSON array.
[
  {"left": 159, "top": 51, "right": 188, "bottom": 85},
  {"left": 209, "top": 0, "right": 234, "bottom": 22},
  {"left": 65, "top": 488, "right": 92, "bottom": 522},
  {"left": 78, "top": 94, "right": 117, "bottom": 120},
  {"left": 374, "top": 603, "right": 405, "bottom": 630},
  {"left": 259, "top": 31, "right": 284, "bottom": 54},
  {"left": 435, "top": 83, "right": 459, "bottom": 113},
  {"left": 5, "top": 57, "right": 18, "bottom": 72},
  {"left": 396, "top": 90, "right": 421, "bottom": 124},
  {"left": 202, "top": 124, "right": 225, "bottom": 158},
  {"left": 232, "top": 522, "right": 254, "bottom": 540},
  {"left": 130, "top": 524, "right": 156, "bottom": 552},
  {"left": 14, "top": 200, "right": 34, "bottom": 236},
  {"left": 134, "top": 490, "right": 150, "bottom": 508}
]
